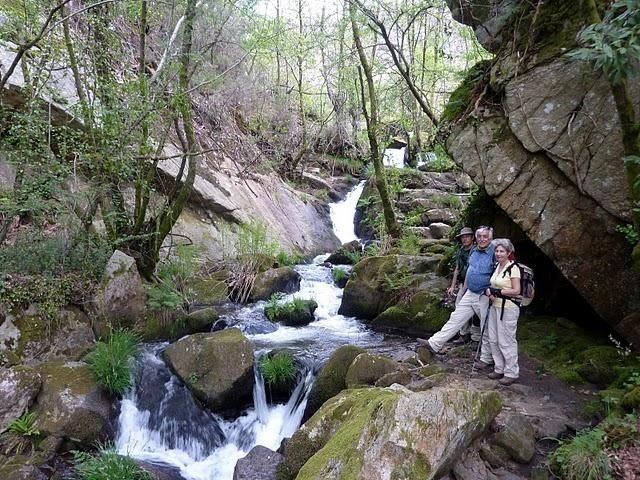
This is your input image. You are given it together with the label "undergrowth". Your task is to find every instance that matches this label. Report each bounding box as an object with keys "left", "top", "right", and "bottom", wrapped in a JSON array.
[{"left": 264, "top": 294, "right": 309, "bottom": 321}]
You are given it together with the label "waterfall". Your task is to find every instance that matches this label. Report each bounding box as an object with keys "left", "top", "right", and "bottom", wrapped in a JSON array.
[{"left": 330, "top": 180, "right": 365, "bottom": 244}]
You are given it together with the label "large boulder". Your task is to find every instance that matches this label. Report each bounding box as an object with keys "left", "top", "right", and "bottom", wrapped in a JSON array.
[
  {"left": 265, "top": 299, "right": 318, "bottom": 327},
  {"left": 304, "top": 345, "right": 366, "bottom": 420},
  {"left": 344, "top": 353, "right": 399, "bottom": 388},
  {"left": 443, "top": 2, "right": 640, "bottom": 344},
  {"left": 0, "top": 306, "right": 95, "bottom": 365},
  {"left": 163, "top": 328, "right": 254, "bottom": 412},
  {"left": 339, "top": 255, "right": 443, "bottom": 319},
  {"left": 32, "top": 362, "right": 111, "bottom": 444},
  {"left": 282, "top": 386, "right": 502, "bottom": 479},
  {"left": 233, "top": 445, "right": 283, "bottom": 480},
  {"left": 93, "top": 250, "right": 147, "bottom": 336},
  {"left": 493, "top": 413, "right": 536, "bottom": 464},
  {"left": 249, "top": 267, "right": 301, "bottom": 302},
  {"left": 0, "top": 367, "right": 41, "bottom": 433}
]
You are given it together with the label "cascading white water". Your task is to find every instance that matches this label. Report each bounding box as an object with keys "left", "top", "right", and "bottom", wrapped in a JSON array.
[
  {"left": 116, "top": 182, "right": 383, "bottom": 480},
  {"left": 383, "top": 147, "right": 406, "bottom": 168},
  {"left": 329, "top": 180, "right": 365, "bottom": 245}
]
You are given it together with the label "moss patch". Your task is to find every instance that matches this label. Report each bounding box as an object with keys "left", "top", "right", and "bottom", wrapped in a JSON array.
[
  {"left": 441, "top": 60, "right": 491, "bottom": 123},
  {"left": 371, "top": 290, "right": 450, "bottom": 336}
]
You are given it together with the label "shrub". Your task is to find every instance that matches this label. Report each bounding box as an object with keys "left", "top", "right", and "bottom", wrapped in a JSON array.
[
  {"left": 259, "top": 352, "right": 296, "bottom": 386},
  {"left": 549, "top": 428, "right": 612, "bottom": 480},
  {"left": 397, "top": 231, "right": 421, "bottom": 255},
  {"left": 74, "top": 444, "right": 153, "bottom": 480},
  {"left": 147, "top": 245, "right": 199, "bottom": 310},
  {"left": 7, "top": 411, "right": 39, "bottom": 437},
  {"left": 86, "top": 330, "right": 139, "bottom": 396},
  {"left": 276, "top": 250, "right": 303, "bottom": 266},
  {"left": 4, "top": 411, "right": 40, "bottom": 454},
  {"left": 236, "top": 220, "right": 278, "bottom": 261}
]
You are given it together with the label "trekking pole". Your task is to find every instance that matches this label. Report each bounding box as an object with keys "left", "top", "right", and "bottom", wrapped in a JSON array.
[{"left": 469, "top": 301, "right": 492, "bottom": 379}]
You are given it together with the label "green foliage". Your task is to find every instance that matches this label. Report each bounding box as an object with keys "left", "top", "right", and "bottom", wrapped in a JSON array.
[
  {"left": 616, "top": 223, "right": 640, "bottom": 245},
  {"left": 332, "top": 268, "right": 348, "bottom": 283},
  {"left": 441, "top": 60, "right": 491, "bottom": 122},
  {"left": 86, "top": 330, "right": 139, "bottom": 396},
  {"left": 259, "top": 351, "right": 296, "bottom": 386},
  {"left": 396, "top": 231, "right": 421, "bottom": 255},
  {"left": 7, "top": 411, "right": 39, "bottom": 437},
  {"left": 572, "top": 1, "right": 640, "bottom": 85},
  {"left": 277, "top": 250, "right": 303, "bottom": 266},
  {"left": 74, "top": 444, "right": 153, "bottom": 480},
  {"left": 264, "top": 295, "right": 309, "bottom": 322},
  {"left": 422, "top": 144, "right": 457, "bottom": 172},
  {"left": 549, "top": 428, "right": 612, "bottom": 480},
  {"left": 147, "top": 245, "right": 199, "bottom": 310},
  {"left": 236, "top": 220, "right": 279, "bottom": 261}
]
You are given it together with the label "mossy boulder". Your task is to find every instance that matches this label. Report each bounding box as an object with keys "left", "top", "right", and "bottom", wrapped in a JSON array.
[
  {"left": 345, "top": 353, "right": 399, "bottom": 388},
  {"left": 0, "top": 306, "right": 94, "bottom": 365},
  {"left": 31, "top": 362, "right": 111, "bottom": 444},
  {"left": 338, "top": 255, "right": 444, "bottom": 319},
  {"left": 0, "top": 367, "right": 41, "bottom": 433},
  {"left": 190, "top": 271, "right": 230, "bottom": 303},
  {"left": 93, "top": 250, "right": 147, "bottom": 336},
  {"left": 576, "top": 346, "right": 621, "bottom": 386},
  {"left": 493, "top": 413, "right": 536, "bottom": 464},
  {"left": 621, "top": 386, "right": 640, "bottom": 411},
  {"left": 163, "top": 328, "right": 254, "bottom": 413},
  {"left": 370, "top": 287, "right": 450, "bottom": 336},
  {"left": 283, "top": 386, "right": 502, "bottom": 480},
  {"left": 265, "top": 300, "right": 318, "bottom": 327},
  {"left": 0, "top": 457, "right": 46, "bottom": 480},
  {"left": 326, "top": 241, "right": 361, "bottom": 265},
  {"left": 304, "top": 345, "right": 366, "bottom": 420},
  {"left": 249, "top": 267, "right": 301, "bottom": 302},
  {"left": 140, "top": 307, "right": 219, "bottom": 342}
]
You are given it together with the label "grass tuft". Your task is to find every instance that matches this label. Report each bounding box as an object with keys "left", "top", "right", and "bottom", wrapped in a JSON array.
[
  {"left": 259, "top": 352, "right": 296, "bottom": 386},
  {"left": 86, "top": 330, "right": 139, "bottom": 396},
  {"left": 74, "top": 443, "right": 153, "bottom": 480}
]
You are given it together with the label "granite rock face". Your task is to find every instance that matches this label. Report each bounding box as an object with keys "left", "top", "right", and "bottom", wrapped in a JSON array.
[{"left": 444, "top": 2, "right": 640, "bottom": 344}]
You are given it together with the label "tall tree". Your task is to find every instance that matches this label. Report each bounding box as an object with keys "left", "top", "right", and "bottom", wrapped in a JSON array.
[{"left": 349, "top": 0, "right": 399, "bottom": 238}]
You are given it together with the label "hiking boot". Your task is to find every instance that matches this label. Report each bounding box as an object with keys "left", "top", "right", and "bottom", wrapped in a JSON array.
[
  {"left": 473, "top": 360, "right": 493, "bottom": 370},
  {"left": 416, "top": 338, "right": 438, "bottom": 355},
  {"left": 499, "top": 376, "right": 518, "bottom": 386},
  {"left": 487, "top": 371, "right": 503, "bottom": 380},
  {"left": 451, "top": 334, "right": 471, "bottom": 345}
]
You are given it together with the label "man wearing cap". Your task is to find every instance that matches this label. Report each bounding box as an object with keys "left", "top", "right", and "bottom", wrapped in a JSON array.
[
  {"left": 447, "top": 227, "right": 479, "bottom": 344},
  {"left": 419, "top": 226, "right": 495, "bottom": 369}
]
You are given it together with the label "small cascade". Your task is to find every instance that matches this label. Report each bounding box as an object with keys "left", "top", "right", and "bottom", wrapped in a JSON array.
[
  {"left": 116, "top": 182, "right": 384, "bottom": 479},
  {"left": 330, "top": 180, "right": 365, "bottom": 244}
]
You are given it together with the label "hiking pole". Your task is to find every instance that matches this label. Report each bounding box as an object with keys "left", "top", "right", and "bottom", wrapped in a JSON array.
[{"left": 469, "top": 300, "right": 492, "bottom": 379}]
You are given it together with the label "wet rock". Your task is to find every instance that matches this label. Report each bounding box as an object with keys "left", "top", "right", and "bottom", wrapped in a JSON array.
[
  {"left": 233, "top": 445, "right": 283, "bottom": 480},
  {"left": 332, "top": 267, "right": 349, "bottom": 288},
  {"left": 32, "top": 362, "right": 111, "bottom": 444},
  {"left": 304, "top": 345, "right": 366, "bottom": 420},
  {"left": 283, "top": 386, "right": 502, "bottom": 479},
  {"left": 0, "top": 458, "right": 46, "bottom": 480},
  {"left": 249, "top": 267, "right": 301, "bottom": 302},
  {"left": 0, "top": 367, "right": 41, "bottom": 432},
  {"left": 163, "top": 328, "right": 254, "bottom": 412},
  {"left": 374, "top": 369, "right": 412, "bottom": 388},
  {"left": 93, "top": 250, "right": 146, "bottom": 336},
  {"left": 138, "top": 461, "right": 186, "bottom": 480},
  {"left": 326, "top": 240, "right": 361, "bottom": 265},
  {"left": 493, "top": 413, "right": 536, "bottom": 464},
  {"left": 265, "top": 299, "right": 318, "bottom": 327},
  {"left": 345, "top": 353, "right": 398, "bottom": 388}
]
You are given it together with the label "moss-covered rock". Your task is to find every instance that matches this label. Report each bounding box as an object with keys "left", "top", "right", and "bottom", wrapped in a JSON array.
[
  {"left": 31, "top": 362, "right": 111, "bottom": 444},
  {"left": 621, "top": 386, "right": 640, "bottom": 412},
  {"left": 576, "top": 346, "right": 621, "bottom": 387},
  {"left": 163, "top": 328, "right": 254, "bottom": 413},
  {"left": 441, "top": 60, "right": 491, "bottom": 123},
  {"left": 283, "top": 386, "right": 502, "bottom": 480},
  {"left": 338, "top": 255, "right": 445, "bottom": 320},
  {"left": 326, "top": 241, "right": 361, "bottom": 265},
  {"left": 190, "top": 271, "right": 230, "bottom": 303},
  {"left": 264, "top": 299, "right": 318, "bottom": 327},
  {"left": 140, "top": 307, "right": 219, "bottom": 342},
  {"left": 344, "top": 353, "right": 398, "bottom": 388},
  {"left": 370, "top": 288, "right": 450, "bottom": 337},
  {"left": 303, "top": 345, "right": 366, "bottom": 420},
  {"left": 493, "top": 413, "right": 536, "bottom": 464},
  {"left": 249, "top": 267, "right": 301, "bottom": 302},
  {"left": 0, "top": 456, "right": 46, "bottom": 480}
]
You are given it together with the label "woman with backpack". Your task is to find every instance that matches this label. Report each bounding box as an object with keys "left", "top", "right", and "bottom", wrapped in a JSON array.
[{"left": 485, "top": 238, "right": 521, "bottom": 386}]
